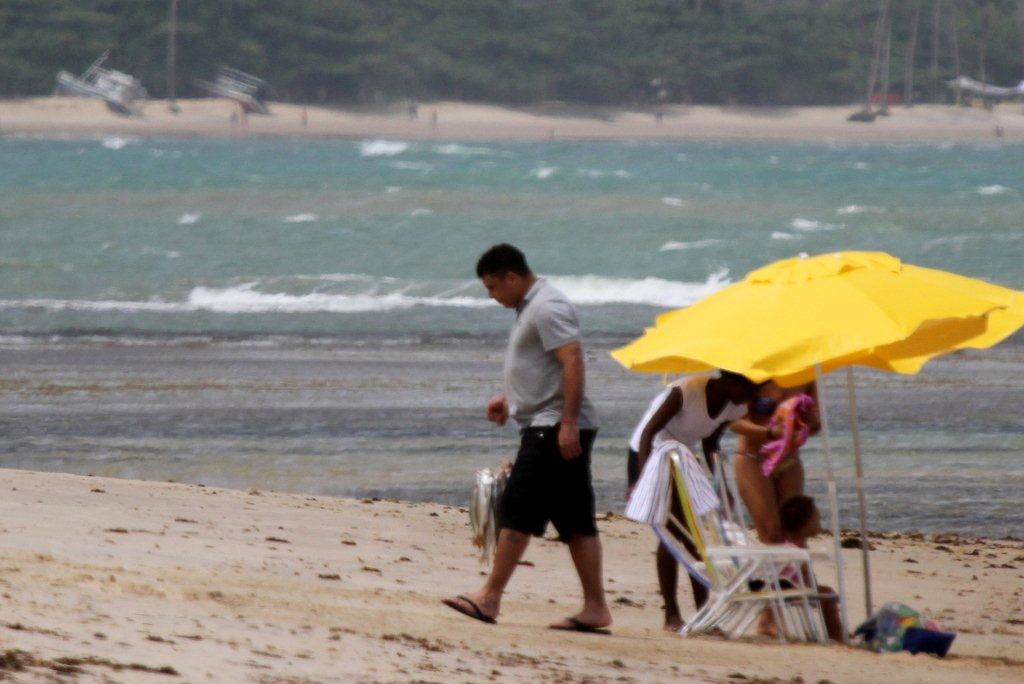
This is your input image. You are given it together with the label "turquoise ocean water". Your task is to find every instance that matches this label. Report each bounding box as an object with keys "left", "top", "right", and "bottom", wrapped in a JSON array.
[
  {"left": 2, "top": 135, "right": 1022, "bottom": 335},
  {"left": 1, "top": 135, "right": 1022, "bottom": 535}
]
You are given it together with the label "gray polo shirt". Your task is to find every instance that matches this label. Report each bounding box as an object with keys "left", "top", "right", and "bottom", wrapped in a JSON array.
[{"left": 504, "top": 279, "right": 598, "bottom": 430}]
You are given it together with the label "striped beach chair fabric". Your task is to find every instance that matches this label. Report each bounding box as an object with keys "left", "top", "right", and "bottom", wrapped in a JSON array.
[{"left": 626, "top": 442, "right": 829, "bottom": 643}]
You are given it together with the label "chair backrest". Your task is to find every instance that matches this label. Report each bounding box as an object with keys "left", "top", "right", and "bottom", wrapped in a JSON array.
[
  {"left": 649, "top": 448, "right": 726, "bottom": 587},
  {"left": 656, "top": 449, "right": 829, "bottom": 643},
  {"left": 657, "top": 448, "right": 761, "bottom": 588}
]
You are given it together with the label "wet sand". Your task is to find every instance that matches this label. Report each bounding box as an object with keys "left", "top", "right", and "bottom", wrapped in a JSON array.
[
  {"left": 2, "top": 96, "right": 1023, "bottom": 141},
  {"left": 0, "top": 468, "right": 1021, "bottom": 682},
  {"left": 1, "top": 337, "right": 1022, "bottom": 538}
]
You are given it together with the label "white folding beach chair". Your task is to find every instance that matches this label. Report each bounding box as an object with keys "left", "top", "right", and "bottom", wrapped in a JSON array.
[{"left": 627, "top": 443, "right": 829, "bottom": 643}]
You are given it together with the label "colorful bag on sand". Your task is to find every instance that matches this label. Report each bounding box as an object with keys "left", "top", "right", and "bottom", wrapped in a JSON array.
[{"left": 854, "top": 602, "right": 955, "bottom": 657}]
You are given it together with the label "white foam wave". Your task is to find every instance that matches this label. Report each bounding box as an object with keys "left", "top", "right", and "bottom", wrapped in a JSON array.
[
  {"left": 549, "top": 270, "right": 730, "bottom": 308},
  {"left": 280, "top": 273, "right": 399, "bottom": 284},
  {"left": 530, "top": 166, "right": 557, "bottom": 179},
  {"left": 410, "top": 208, "right": 433, "bottom": 217},
  {"left": 577, "top": 168, "right": 633, "bottom": 179},
  {"left": 853, "top": 161, "right": 869, "bottom": 170},
  {"left": 0, "top": 335, "right": 43, "bottom": 346},
  {"left": 101, "top": 136, "right": 136, "bottom": 150},
  {"left": 661, "top": 197, "right": 686, "bottom": 207},
  {"left": 434, "top": 143, "right": 493, "bottom": 156},
  {"left": 925, "top": 233, "right": 1024, "bottom": 251},
  {"left": 186, "top": 286, "right": 489, "bottom": 313},
  {"left": 0, "top": 298, "right": 189, "bottom": 312},
  {"left": 923, "top": 236, "right": 970, "bottom": 250},
  {"left": 359, "top": 140, "right": 409, "bottom": 157},
  {"left": 772, "top": 231, "right": 798, "bottom": 240},
  {"left": 283, "top": 213, "right": 319, "bottom": 223},
  {"left": 791, "top": 218, "right": 843, "bottom": 232},
  {"left": 0, "top": 289, "right": 487, "bottom": 315},
  {"left": 177, "top": 212, "right": 202, "bottom": 225},
  {"left": 836, "top": 205, "right": 884, "bottom": 215},
  {"left": 977, "top": 184, "right": 1011, "bottom": 196},
  {"left": 0, "top": 270, "right": 734, "bottom": 316},
  {"left": 390, "top": 161, "right": 433, "bottom": 172},
  {"left": 658, "top": 239, "right": 722, "bottom": 252}
]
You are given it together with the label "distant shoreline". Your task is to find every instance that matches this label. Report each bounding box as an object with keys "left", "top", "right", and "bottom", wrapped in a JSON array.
[{"left": 2, "top": 96, "right": 1023, "bottom": 142}]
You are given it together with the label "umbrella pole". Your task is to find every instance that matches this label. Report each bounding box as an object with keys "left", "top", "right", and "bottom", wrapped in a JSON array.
[
  {"left": 846, "top": 367, "right": 873, "bottom": 620},
  {"left": 814, "top": 364, "right": 850, "bottom": 642}
]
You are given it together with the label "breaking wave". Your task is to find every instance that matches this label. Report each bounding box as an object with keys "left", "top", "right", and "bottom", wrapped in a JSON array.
[
  {"left": 101, "top": 136, "right": 137, "bottom": 150},
  {"left": 433, "top": 144, "right": 494, "bottom": 156},
  {"left": 530, "top": 166, "right": 557, "bottom": 179},
  {"left": 548, "top": 270, "right": 730, "bottom": 308},
  {"left": 359, "top": 140, "right": 409, "bottom": 157},
  {"left": 658, "top": 239, "right": 721, "bottom": 252},
  {"left": 0, "top": 271, "right": 732, "bottom": 315},
  {"left": 790, "top": 218, "right": 843, "bottom": 232},
  {"left": 283, "top": 213, "right": 319, "bottom": 223},
  {"left": 836, "top": 204, "right": 884, "bottom": 215}
]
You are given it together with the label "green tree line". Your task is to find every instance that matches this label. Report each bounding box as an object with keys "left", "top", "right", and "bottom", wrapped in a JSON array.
[{"left": 2, "top": 0, "right": 1023, "bottom": 106}]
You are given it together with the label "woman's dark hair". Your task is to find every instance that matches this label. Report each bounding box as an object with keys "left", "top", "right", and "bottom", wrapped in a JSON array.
[
  {"left": 476, "top": 243, "right": 531, "bottom": 278},
  {"left": 779, "top": 495, "right": 817, "bottom": 534},
  {"left": 718, "top": 370, "right": 759, "bottom": 395}
]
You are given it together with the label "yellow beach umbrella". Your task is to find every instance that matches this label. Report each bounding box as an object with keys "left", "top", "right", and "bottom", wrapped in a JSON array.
[
  {"left": 612, "top": 251, "right": 1024, "bottom": 637},
  {"left": 612, "top": 251, "right": 1024, "bottom": 385}
]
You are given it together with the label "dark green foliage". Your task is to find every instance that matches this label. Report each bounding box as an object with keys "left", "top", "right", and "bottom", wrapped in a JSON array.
[{"left": 1, "top": 0, "right": 1022, "bottom": 105}]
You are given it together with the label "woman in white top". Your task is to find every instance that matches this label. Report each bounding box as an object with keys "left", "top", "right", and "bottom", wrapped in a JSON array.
[{"left": 627, "top": 370, "right": 777, "bottom": 631}]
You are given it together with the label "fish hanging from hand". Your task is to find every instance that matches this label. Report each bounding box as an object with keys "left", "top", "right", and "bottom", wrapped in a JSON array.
[
  {"left": 758, "top": 394, "right": 815, "bottom": 477},
  {"left": 469, "top": 461, "right": 511, "bottom": 563}
]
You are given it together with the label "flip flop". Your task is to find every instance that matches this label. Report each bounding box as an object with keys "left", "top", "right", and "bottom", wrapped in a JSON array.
[
  {"left": 441, "top": 595, "right": 496, "bottom": 625},
  {"left": 549, "top": 617, "right": 611, "bottom": 635}
]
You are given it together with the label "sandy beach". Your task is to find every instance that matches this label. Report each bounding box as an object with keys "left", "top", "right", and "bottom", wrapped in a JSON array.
[
  {"left": 3, "top": 97, "right": 1024, "bottom": 141},
  {"left": 0, "top": 469, "right": 1019, "bottom": 682},
  {"left": 3, "top": 90, "right": 1023, "bottom": 682}
]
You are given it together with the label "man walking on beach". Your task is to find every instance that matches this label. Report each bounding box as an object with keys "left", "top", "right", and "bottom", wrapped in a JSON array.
[{"left": 443, "top": 244, "right": 612, "bottom": 633}]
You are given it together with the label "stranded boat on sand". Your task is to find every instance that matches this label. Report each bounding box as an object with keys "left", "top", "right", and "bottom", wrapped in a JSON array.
[
  {"left": 197, "top": 66, "right": 274, "bottom": 115},
  {"left": 54, "top": 51, "right": 147, "bottom": 116}
]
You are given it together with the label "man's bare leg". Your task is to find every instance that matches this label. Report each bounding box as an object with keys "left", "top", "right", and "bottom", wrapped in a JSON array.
[
  {"left": 549, "top": 533, "right": 612, "bottom": 629},
  {"left": 657, "top": 542, "right": 684, "bottom": 631},
  {"left": 444, "top": 528, "right": 530, "bottom": 621}
]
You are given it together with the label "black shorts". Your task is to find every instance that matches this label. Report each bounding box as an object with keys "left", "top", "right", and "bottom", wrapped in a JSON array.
[
  {"left": 498, "top": 426, "right": 598, "bottom": 542},
  {"left": 626, "top": 448, "right": 640, "bottom": 487}
]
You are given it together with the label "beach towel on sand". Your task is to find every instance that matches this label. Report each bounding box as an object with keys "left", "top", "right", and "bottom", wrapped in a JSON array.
[{"left": 758, "top": 393, "right": 814, "bottom": 477}]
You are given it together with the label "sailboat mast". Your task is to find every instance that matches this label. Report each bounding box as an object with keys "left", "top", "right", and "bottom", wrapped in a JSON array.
[{"left": 167, "top": 0, "right": 179, "bottom": 112}]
